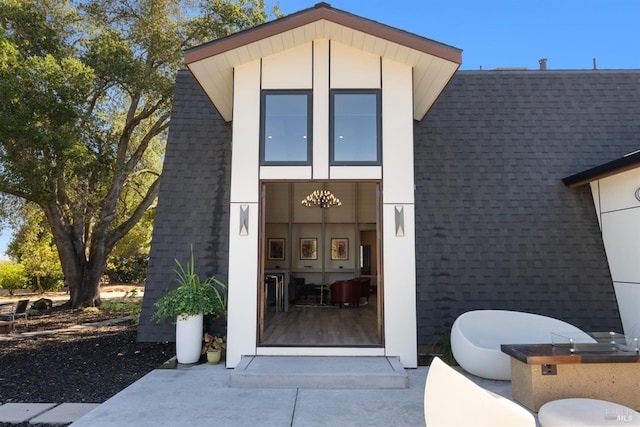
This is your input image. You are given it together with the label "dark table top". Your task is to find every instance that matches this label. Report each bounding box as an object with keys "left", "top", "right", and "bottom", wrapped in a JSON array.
[{"left": 501, "top": 343, "right": 640, "bottom": 365}]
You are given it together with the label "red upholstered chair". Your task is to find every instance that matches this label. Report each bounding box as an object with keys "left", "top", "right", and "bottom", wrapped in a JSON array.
[
  {"left": 330, "top": 280, "right": 361, "bottom": 307},
  {"left": 352, "top": 277, "right": 371, "bottom": 302}
]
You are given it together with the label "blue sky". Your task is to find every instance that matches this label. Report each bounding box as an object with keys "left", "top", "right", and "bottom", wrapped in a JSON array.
[
  {"left": 276, "top": 0, "right": 640, "bottom": 70},
  {"left": 1, "top": 0, "right": 637, "bottom": 258}
]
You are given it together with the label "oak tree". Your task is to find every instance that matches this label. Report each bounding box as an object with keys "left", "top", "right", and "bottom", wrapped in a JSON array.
[{"left": 0, "top": 0, "right": 275, "bottom": 307}]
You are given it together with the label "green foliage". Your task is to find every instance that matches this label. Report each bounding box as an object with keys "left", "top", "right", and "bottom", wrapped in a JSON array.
[
  {"left": 0, "top": 261, "right": 29, "bottom": 295},
  {"left": 28, "top": 274, "right": 64, "bottom": 293},
  {"left": 107, "top": 209, "right": 153, "bottom": 283},
  {"left": 101, "top": 289, "right": 142, "bottom": 324},
  {"left": 201, "top": 333, "right": 226, "bottom": 355},
  {"left": 434, "top": 330, "right": 458, "bottom": 366},
  {"left": 0, "top": 0, "right": 278, "bottom": 307},
  {"left": 153, "top": 249, "right": 227, "bottom": 322},
  {"left": 108, "top": 255, "right": 148, "bottom": 284},
  {"left": 6, "top": 201, "right": 64, "bottom": 293}
]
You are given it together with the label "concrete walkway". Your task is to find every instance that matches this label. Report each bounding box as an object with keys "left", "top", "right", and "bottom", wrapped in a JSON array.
[
  {"left": 0, "top": 358, "right": 540, "bottom": 426},
  {"left": 72, "top": 360, "right": 533, "bottom": 427},
  {"left": 0, "top": 403, "right": 100, "bottom": 425},
  {"left": 73, "top": 362, "right": 432, "bottom": 427}
]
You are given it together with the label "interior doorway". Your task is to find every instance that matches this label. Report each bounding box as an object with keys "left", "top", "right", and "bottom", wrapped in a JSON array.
[{"left": 258, "top": 181, "right": 383, "bottom": 347}]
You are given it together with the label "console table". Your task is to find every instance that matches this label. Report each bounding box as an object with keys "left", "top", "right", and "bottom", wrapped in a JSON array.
[{"left": 501, "top": 343, "right": 640, "bottom": 412}]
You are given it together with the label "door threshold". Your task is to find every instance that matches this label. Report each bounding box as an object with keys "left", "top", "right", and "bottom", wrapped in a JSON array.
[{"left": 256, "top": 347, "right": 385, "bottom": 357}]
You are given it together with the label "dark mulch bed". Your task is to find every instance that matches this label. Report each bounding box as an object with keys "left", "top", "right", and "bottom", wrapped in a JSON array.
[{"left": 0, "top": 300, "right": 174, "bottom": 427}]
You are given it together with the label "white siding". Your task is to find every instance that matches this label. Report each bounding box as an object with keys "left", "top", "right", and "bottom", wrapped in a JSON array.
[
  {"left": 329, "top": 166, "right": 382, "bottom": 180},
  {"left": 590, "top": 181, "right": 602, "bottom": 229},
  {"left": 382, "top": 59, "right": 414, "bottom": 203},
  {"left": 313, "top": 39, "right": 330, "bottom": 179},
  {"left": 227, "top": 60, "right": 261, "bottom": 367},
  {"left": 226, "top": 202, "right": 259, "bottom": 367},
  {"left": 230, "top": 61, "right": 260, "bottom": 203},
  {"left": 614, "top": 282, "right": 640, "bottom": 338},
  {"left": 226, "top": 35, "right": 419, "bottom": 367},
  {"left": 262, "top": 43, "right": 313, "bottom": 89},
  {"left": 330, "top": 42, "right": 380, "bottom": 89},
  {"left": 598, "top": 168, "right": 640, "bottom": 213},
  {"left": 383, "top": 203, "right": 417, "bottom": 367},
  {"left": 591, "top": 170, "right": 640, "bottom": 339},
  {"left": 260, "top": 166, "right": 312, "bottom": 180}
]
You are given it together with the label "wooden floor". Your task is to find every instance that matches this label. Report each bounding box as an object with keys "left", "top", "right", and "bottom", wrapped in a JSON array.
[{"left": 261, "top": 294, "right": 380, "bottom": 346}]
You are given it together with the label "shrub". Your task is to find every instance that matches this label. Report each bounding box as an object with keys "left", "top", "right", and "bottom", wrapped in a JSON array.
[
  {"left": 108, "top": 255, "right": 148, "bottom": 284},
  {"left": 28, "top": 273, "right": 64, "bottom": 293},
  {"left": 0, "top": 261, "right": 29, "bottom": 295},
  {"left": 101, "top": 290, "right": 142, "bottom": 324}
]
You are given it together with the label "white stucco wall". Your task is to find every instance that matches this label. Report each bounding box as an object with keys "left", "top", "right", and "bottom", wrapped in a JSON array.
[
  {"left": 226, "top": 40, "right": 418, "bottom": 367},
  {"left": 226, "top": 60, "right": 261, "bottom": 367},
  {"left": 381, "top": 58, "right": 417, "bottom": 367},
  {"left": 591, "top": 169, "right": 640, "bottom": 339}
]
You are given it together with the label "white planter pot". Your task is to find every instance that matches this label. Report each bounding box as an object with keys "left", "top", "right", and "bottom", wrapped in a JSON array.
[{"left": 175, "top": 314, "right": 203, "bottom": 364}]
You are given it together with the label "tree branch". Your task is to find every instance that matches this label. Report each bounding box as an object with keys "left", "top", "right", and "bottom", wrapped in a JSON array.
[{"left": 106, "top": 176, "right": 160, "bottom": 250}]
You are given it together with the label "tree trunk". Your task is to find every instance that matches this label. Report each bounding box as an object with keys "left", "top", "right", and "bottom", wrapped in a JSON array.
[
  {"left": 43, "top": 205, "right": 106, "bottom": 308},
  {"left": 64, "top": 251, "right": 108, "bottom": 308},
  {"left": 69, "top": 272, "right": 102, "bottom": 308}
]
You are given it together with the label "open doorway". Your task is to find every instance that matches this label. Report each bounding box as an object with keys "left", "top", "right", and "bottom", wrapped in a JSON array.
[{"left": 258, "top": 181, "right": 383, "bottom": 347}]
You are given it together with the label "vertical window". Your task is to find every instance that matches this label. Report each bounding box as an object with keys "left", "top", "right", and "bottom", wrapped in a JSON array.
[
  {"left": 260, "top": 90, "right": 312, "bottom": 165},
  {"left": 330, "top": 90, "right": 381, "bottom": 165}
]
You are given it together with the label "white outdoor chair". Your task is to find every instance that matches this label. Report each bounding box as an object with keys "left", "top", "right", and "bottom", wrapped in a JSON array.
[
  {"left": 450, "top": 310, "right": 596, "bottom": 380},
  {"left": 0, "top": 299, "right": 30, "bottom": 328},
  {"left": 424, "top": 356, "right": 535, "bottom": 426}
]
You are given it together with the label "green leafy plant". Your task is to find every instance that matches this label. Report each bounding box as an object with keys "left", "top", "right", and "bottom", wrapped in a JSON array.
[
  {"left": 101, "top": 290, "right": 142, "bottom": 324},
  {"left": 201, "top": 333, "right": 226, "bottom": 355},
  {"left": 152, "top": 249, "right": 227, "bottom": 322},
  {"left": 0, "top": 261, "right": 29, "bottom": 295}
]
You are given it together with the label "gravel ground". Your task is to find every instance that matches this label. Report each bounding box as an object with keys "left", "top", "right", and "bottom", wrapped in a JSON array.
[{"left": 0, "top": 295, "right": 175, "bottom": 427}]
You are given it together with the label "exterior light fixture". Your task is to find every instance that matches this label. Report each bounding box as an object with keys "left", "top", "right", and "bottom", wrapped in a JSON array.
[{"left": 301, "top": 190, "right": 342, "bottom": 208}]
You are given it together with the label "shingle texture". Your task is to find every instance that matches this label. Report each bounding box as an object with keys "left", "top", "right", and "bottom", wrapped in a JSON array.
[
  {"left": 415, "top": 70, "right": 640, "bottom": 343},
  {"left": 139, "top": 68, "right": 639, "bottom": 345},
  {"left": 137, "top": 70, "right": 231, "bottom": 343}
]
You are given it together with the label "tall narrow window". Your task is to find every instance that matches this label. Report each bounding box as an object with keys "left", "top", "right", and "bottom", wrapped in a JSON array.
[
  {"left": 330, "top": 90, "right": 381, "bottom": 165},
  {"left": 261, "top": 90, "right": 312, "bottom": 165}
]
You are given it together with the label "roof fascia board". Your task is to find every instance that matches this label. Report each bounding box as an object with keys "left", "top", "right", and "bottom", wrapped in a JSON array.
[
  {"left": 563, "top": 151, "right": 640, "bottom": 188},
  {"left": 184, "top": 6, "right": 462, "bottom": 66}
]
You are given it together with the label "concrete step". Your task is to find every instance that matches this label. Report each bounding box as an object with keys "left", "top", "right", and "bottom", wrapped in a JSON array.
[{"left": 229, "top": 356, "right": 408, "bottom": 389}]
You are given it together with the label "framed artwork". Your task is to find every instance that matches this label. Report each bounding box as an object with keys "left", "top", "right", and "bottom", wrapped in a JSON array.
[
  {"left": 331, "top": 238, "right": 349, "bottom": 260},
  {"left": 300, "top": 238, "right": 318, "bottom": 260},
  {"left": 267, "top": 238, "right": 285, "bottom": 260}
]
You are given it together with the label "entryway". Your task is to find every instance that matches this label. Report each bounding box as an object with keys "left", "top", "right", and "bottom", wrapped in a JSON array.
[{"left": 258, "top": 181, "right": 383, "bottom": 347}]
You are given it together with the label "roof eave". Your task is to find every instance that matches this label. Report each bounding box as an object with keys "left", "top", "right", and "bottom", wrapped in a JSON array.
[
  {"left": 563, "top": 150, "right": 640, "bottom": 188},
  {"left": 184, "top": 4, "right": 462, "bottom": 66}
]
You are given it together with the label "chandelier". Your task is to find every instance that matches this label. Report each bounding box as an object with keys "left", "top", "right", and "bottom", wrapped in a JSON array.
[{"left": 301, "top": 190, "right": 342, "bottom": 208}]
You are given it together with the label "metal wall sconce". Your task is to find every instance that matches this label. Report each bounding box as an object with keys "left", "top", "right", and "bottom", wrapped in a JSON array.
[
  {"left": 239, "top": 205, "right": 249, "bottom": 235},
  {"left": 395, "top": 205, "right": 405, "bottom": 237}
]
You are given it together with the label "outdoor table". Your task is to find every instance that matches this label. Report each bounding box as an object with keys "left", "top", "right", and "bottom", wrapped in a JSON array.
[{"left": 501, "top": 343, "right": 640, "bottom": 412}]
